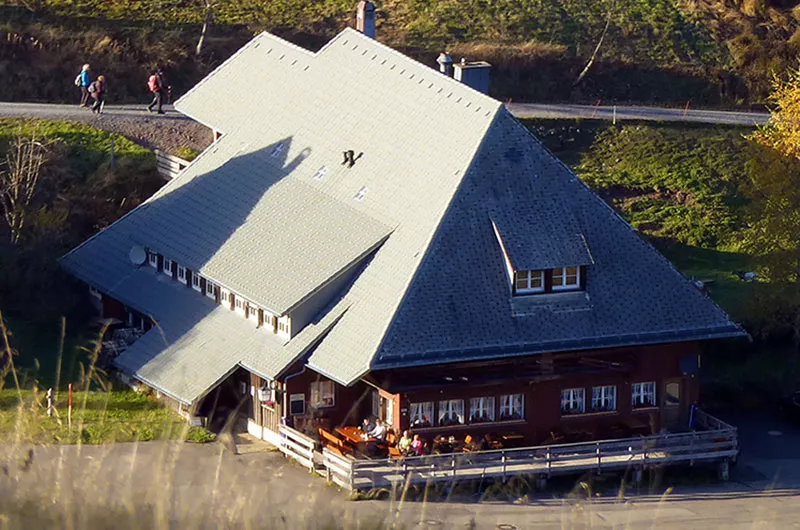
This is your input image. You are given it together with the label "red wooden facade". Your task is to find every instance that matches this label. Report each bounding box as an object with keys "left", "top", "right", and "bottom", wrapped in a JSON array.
[{"left": 264, "top": 342, "right": 699, "bottom": 446}]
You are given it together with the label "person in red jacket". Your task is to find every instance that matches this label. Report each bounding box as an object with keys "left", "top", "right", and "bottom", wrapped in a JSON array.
[
  {"left": 89, "top": 75, "right": 106, "bottom": 114},
  {"left": 147, "top": 68, "right": 167, "bottom": 114}
]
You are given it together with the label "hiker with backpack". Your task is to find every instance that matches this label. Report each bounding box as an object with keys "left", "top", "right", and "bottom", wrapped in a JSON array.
[
  {"left": 89, "top": 75, "right": 106, "bottom": 114},
  {"left": 74, "top": 64, "right": 91, "bottom": 107},
  {"left": 146, "top": 68, "right": 167, "bottom": 114}
]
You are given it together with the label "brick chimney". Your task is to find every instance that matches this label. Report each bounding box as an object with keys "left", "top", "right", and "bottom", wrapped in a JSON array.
[{"left": 356, "top": 1, "right": 376, "bottom": 39}]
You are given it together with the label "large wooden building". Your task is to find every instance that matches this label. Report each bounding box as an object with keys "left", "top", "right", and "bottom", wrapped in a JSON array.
[{"left": 61, "top": 24, "right": 744, "bottom": 450}]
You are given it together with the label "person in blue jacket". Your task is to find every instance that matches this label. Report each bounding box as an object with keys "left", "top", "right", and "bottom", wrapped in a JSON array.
[{"left": 76, "top": 64, "right": 91, "bottom": 107}]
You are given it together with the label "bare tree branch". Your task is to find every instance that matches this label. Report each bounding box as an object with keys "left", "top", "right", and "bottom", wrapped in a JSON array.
[
  {"left": 196, "top": 0, "right": 216, "bottom": 56},
  {"left": 574, "top": 1, "right": 615, "bottom": 87},
  {"left": 0, "top": 130, "right": 52, "bottom": 244}
]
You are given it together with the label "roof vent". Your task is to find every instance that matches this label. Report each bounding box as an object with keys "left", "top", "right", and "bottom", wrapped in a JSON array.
[
  {"left": 437, "top": 52, "right": 453, "bottom": 77},
  {"left": 342, "top": 150, "right": 363, "bottom": 168},
  {"left": 354, "top": 186, "right": 368, "bottom": 201}
]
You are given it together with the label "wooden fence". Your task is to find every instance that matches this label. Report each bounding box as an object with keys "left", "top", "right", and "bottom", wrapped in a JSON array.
[
  {"left": 323, "top": 447, "right": 355, "bottom": 489},
  {"left": 325, "top": 417, "right": 737, "bottom": 491},
  {"left": 154, "top": 149, "right": 191, "bottom": 180},
  {"left": 278, "top": 425, "right": 316, "bottom": 471}
]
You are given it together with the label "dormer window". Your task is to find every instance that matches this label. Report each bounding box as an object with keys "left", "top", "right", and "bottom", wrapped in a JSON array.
[
  {"left": 552, "top": 266, "right": 580, "bottom": 291},
  {"left": 147, "top": 251, "right": 158, "bottom": 269},
  {"left": 514, "top": 270, "right": 544, "bottom": 294}
]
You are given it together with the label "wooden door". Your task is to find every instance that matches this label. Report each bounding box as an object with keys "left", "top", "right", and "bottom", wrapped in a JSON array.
[{"left": 662, "top": 379, "right": 684, "bottom": 429}]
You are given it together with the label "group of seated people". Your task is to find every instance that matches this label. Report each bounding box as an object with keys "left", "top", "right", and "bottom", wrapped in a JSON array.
[
  {"left": 361, "top": 417, "right": 425, "bottom": 457},
  {"left": 360, "top": 416, "right": 501, "bottom": 458}
]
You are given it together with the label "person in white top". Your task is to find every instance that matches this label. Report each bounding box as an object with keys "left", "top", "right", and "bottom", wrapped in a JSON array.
[{"left": 367, "top": 420, "right": 387, "bottom": 441}]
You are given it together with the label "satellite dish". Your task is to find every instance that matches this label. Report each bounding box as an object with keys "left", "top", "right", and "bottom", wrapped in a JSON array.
[{"left": 129, "top": 245, "right": 147, "bottom": 266}]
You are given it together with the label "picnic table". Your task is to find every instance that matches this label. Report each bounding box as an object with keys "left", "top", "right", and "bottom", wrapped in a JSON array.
[{"left": 335, "top": 426, "right": 372, "bottom": 445}]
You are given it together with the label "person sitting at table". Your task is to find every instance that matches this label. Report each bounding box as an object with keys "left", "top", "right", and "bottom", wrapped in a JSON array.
[
  {"left": 361, "top": 417, "right": 375, "bottom": 436},
  {"left": 367, "top": 419, "right": 387, "bottom": 441},
  {"left": 398, "top": 430, "right": 412, "bottom": 455},
  {"left": 477, "top": 432, "right": 494, "bottom": 451},
  {"left": 411, "top": 415, "right": 431, "bottom": 428},
  {"left": 410, "top": 434, "right": 424, "bottom": 456}
]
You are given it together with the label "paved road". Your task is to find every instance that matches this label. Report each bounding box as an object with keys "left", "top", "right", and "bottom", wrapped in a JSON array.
[
  {"left": 509, "top": 102, "right": 769, "bottom": 126},
  {"left": 0, "top": 101, "right": 190, "bottom": 121},
  {"left": 1, "top": 433, "right": 799, "bottom": 529},
  {"left": 0, "top": 101, "right": 771, "bottom": 127}
]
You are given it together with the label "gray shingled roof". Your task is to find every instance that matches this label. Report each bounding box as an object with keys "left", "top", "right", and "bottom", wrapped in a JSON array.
[
  {"left": 491, "top": 201, "right": 593, "bottom": 271},
  {"left": 62, "top": 27, "right": 744, "bottom": 399},
  {"left": 173, "top": 29, "right": 505, "bottom": 386},
  {"left": 62, "top": 27, "right": 501, "bottom": 399},
  {"left": 60, "top": 215, "right": 345, "bottom": 404},
  {"left": 368, "top": 109, "right": 744, "bottom": 370}
]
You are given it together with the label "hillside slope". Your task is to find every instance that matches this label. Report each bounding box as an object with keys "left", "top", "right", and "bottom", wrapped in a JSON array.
[{"left": 1, "top": 1, "right": 797, "bottom": 105}]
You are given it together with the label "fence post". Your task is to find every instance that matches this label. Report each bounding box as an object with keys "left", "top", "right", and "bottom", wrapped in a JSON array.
[
  {"left": 546, "top": 448, "right": 552, "bottom": 477},
  {"left": 452, "top": 454, "right": 457, "bottom": 477},
  {"left": 502, "top": 451, "right": 507, "bottom": 480},
  {"left": 596, "top": 442, "right": 601, "bottom": 474}
]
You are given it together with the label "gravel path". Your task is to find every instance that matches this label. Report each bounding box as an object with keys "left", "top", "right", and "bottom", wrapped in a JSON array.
[{"left": 0, "top": 102, "right": 213, "bottom": 154}]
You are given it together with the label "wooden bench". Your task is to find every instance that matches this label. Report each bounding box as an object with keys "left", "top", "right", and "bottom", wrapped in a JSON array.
[{"left": 318, "top": 428, "right": 353, "bottom": 456}]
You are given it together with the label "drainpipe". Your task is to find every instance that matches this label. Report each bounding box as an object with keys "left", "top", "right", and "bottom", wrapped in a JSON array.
[{"left": 282, "top": 366, "right": 306, "bottom": 423}]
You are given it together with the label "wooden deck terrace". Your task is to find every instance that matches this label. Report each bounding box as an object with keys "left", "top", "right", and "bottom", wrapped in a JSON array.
[{"left": 280, "top": 411, "right": 738, "bottom": 492}]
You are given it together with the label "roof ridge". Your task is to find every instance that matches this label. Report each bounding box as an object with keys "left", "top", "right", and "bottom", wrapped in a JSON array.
[{"left": 325, "top": 28, "right": 501, "bottom": 111}]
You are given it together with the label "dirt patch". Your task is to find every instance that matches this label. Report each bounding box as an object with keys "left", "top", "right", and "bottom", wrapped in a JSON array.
[{"left": 56, "top": 111, "right": 213, "bottom": 154}]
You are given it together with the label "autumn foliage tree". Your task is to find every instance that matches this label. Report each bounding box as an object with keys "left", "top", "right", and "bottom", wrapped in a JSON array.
[{"left": 744, "top": 67, "right": 800, "bottom": 282}]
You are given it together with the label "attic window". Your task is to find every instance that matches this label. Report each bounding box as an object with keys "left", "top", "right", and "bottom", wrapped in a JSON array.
[
  {"left": 312, "top": 166, "right": 327, "bottom": 180},
  {"left": 552, "top": 266, "right": 580, "bottom": 291},
  {"left": 514, "top": 270, "right": 544, "bottom": 294},
  {"left": 354, "top": 186, "right": 368, "bottom": 201}
]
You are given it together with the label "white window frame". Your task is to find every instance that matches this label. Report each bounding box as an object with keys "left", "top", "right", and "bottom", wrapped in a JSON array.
[
  {"left": 409, "top": 402, "right": 434, "bottom": 428},
  {"left": 220, "top": 288, "right": 230, "bottom": 305},
  {"left": 309, "top": 380, "right": 335, "bottom": 408},
  {"left": 191, "top": 273, "right": 202, "bottom": 292},
  {"left": 438, "top": 399, "right": 465, "bottom": 426},
  {"left": 469, "top": 396, "right": 495, "bottom": 423},
  {"left": 162, "top": 258, "right": 173, "bottom": 277},
  {"left": 514, "top": 270, "right": 544, "bottom": 294},
  {"left": 499, "top": 393, "right": 524, "bottom": 421},
  {"left": 277, "top": 316, "right": 291, "bottom": 337},
  {"left": 632, "top": 382, "right": 657, "bottom": 409},
  {"left": 561, "top": 388, "right": 585, "bottom": 415},
  {"left": 248, "top": 304, "right": 260, "bottom": 324},
  {"left": 289, "top": 394, "right": 305, "bottom": 416},
  {"left": 177, "top": 265, "right": 187, "bottom": 284},
  {"left": 234, "top": 296, "right": 246, "bottom": 316},
  {"left": 147, "top": 251, "right": 158, "bottom": 269},
  {"left": 205, "top": 280, "right": 216, "bottom": 300},
  {"left": 591, "top": 385, "right": 617, "bottom": 412},
  {"left": 552, "top": 266, "right": 580, "bottom": 291},
  {"left": 262, "top": 311, "right": 274, "bottom": 330}
]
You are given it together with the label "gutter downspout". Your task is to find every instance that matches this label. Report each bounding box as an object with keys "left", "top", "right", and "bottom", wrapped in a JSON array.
[{"left": 282, "top": 366, "right": 306, "bottom": 423}]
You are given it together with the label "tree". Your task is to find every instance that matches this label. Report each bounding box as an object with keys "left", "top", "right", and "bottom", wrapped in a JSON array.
[
  {"left": 0, "top": 130, "right": 52, "bottom": 245},
  {"left": 751, "top": 67, "right": 800, "bottom": 160},
  {"left": 744, "top": 67, "right": 800, "bottom": 282},
  {"left": 196, "top": 0, "right": 216, "bottom": 56}
]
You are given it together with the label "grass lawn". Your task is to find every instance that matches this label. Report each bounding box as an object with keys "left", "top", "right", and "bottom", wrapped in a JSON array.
[
  {"left": 0, "top": 388, "right": 215, "bottom": 445},
  {"left": 524, "top": 118, "right": 762, "bottom": 318}
]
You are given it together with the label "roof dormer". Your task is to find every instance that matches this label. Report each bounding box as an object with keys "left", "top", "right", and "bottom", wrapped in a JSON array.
[{"left": 491, "top": 201, "right": 593, "bottom": 297}]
